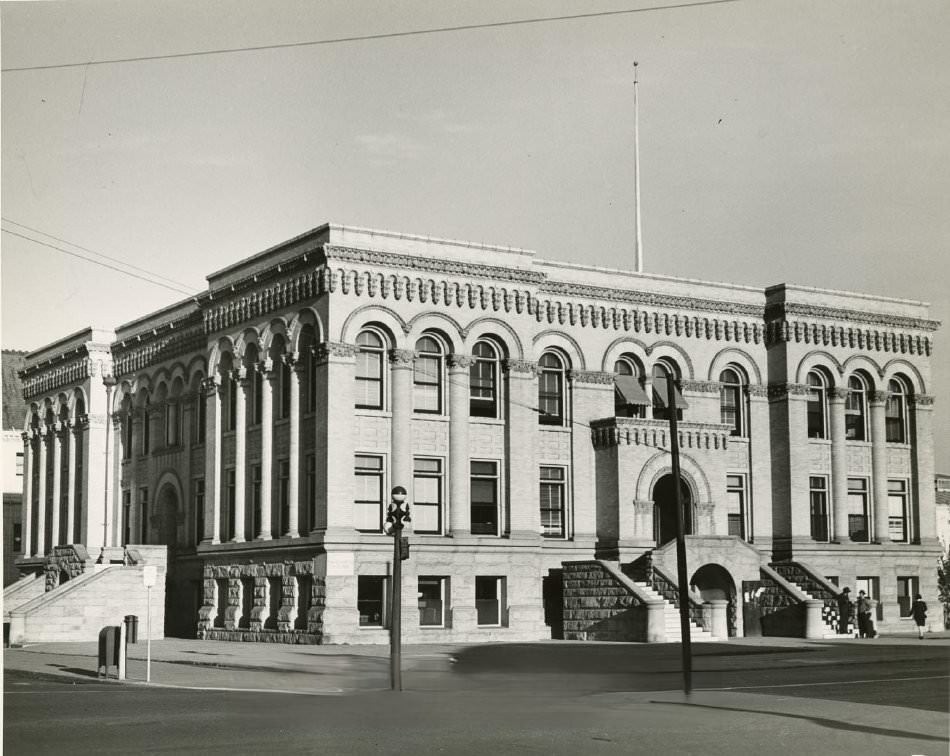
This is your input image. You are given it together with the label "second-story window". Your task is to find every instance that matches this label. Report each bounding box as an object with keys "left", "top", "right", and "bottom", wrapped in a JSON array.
[
  {"left": 538, "top": 352, "right": 566, "bottom": 426},
  {"left": 613, "top": 358, "right": 648, "bottom": 418},
  {"left": 719, "top": 368, "right": 744, "bottom": 436},
  {"left": 845, "top": 375, "right": 868, "bottom": 441},
  {"left": 885, "top": 377, "right": 908, "bottom": 443},
  {"left": 355, "top": 330, "right": 385, "bottom": 410},
  {"left": 470, "top": 340, "right": 499, "bottom": 418},
  {"left": 279, "top": 359, "right": 292, "bottom": 419},
  {"left": 806, "top": 371, "right": 828, "bottom": 439},
  {"left": 652, "top": 362, "right": 686, "bottom": 421},
  {"left": 413, "top": 336, "right": 443, "bottom": 414}
]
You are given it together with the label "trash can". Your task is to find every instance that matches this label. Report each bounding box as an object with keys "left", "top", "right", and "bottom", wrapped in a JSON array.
[{"left": 124, "top": 614, "right": 139, "bottom": 644}]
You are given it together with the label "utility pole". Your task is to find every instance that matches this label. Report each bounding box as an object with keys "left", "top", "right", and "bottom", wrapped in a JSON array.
[{"left": 666, "top": 377, "right": 692, "bottom": 694}]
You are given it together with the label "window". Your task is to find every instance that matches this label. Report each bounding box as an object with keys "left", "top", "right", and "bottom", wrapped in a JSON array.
[
  {"left": 470, "top": 461, "right": 499, "bottom": 535},
  {"left": 613, "top": 358, "right": 648, "bottom": 418},
  {"left": 726, "top": 474, "right": 746, "bottom": 539},
  {"left": 296, "top": 575, "right": 313, "bottom": 630},
  {"left": 413, "top": 457, "right": 443, "bottom": 534},
  {"left": 809, "top": 476, "right": 829, "bottom": 542},
  {"left": 354, "top": 454, "right": 384, "bottom": 531},
  {"left": 719, "top": 368, "right": 744, "bottom": 436},
  {"left": 12, "top": 523, "right": 22, "bottom": 552},
  {"left": 476, "top": 576, "right": 506, "bottom": 627},
  {"left": 223, "top": 470, "right": 235, "bottom": 541},
  {"left": 195, "top": 395, "right": 206, "bottom": 445},
  {"left": 358, "top": 576, "right": 387, "bottom": 627},
  {"left": 277, "top": 459, "right": 290, "bottom": 536},
  {"left": 888, "top": 479, "right": 908, "bottom": 542},
  {"left": 306, "top": 346, "right": 318, "bottom": 413},
  {"left": 140, "top": 487, "right": 149, "bottom": 544},
  {"left": 305, "top": 453, "right": 316, "bottom": 533},
  {"left": 141, "top": 400, "right": 151, "bottom": 455},
  {"left": 226, "top": 374, "right": 237, "bottom": 431},
  {"left": 252, "top": 367, "right": 263, "bottom": 425},
  {"left": 123, "top": 489, "right": 132, "bottom": 545},
  {"left": 413, "top": 336, "right": 443, "bottom": 413},
  {"left": 16, "top": 452, "right": 23, "bottom": 477},
  {"left": 885, "top": 378, "right": 908, "bottom": 443},
  {"left": 847, "top": 478, "right": 869, "bottom": 542},
  {"left": 278, "top": 359, "right": 292, "bottom": 419},
  {"left": 806, "top": 371, "right": 828, "bottom": 439},
  {"left": 470, "top": 340, "right": 499, "bottom": 418},
  {"left": 214, "top": 579, "right": 228, "bottom": 627},
  {"left": 124, "top": 412, "right": 134, "bottom": 457},
  {"left": 193, "top": 479, "right": 205, "bottom": 545},
  {"left": 855, "top": 576, "right": 882, "bottom": 621},
  {"left": 845, "top": 375, "right": 868, "bottom": 441},
  {"left": 540, "top": 466, "right": 566, "bottom": 538},
  {"left": 418, "top": 576, "right": 448, "bottom": 627},
  {"left": 652, "top": 363, "right": 686, "bottom": 421},
  {"left": 538, "top": 352, "right": 566, "bottom": 425},
  {"left": 896, "top": 576, "right": 918, "bottom": 618},
  {"left": 251, "top": 465, "right": 263, "bottom": 536},
  {"left": 355, "top": 330, "right": 385, "bottom": 410}
]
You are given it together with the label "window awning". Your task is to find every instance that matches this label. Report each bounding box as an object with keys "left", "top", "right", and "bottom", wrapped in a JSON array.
[
  {"left": 652, "top": 375, "right": 689, "bottom": 409},
  {"left": 614, "top": 374, "right": 650, "bottom": 406}
]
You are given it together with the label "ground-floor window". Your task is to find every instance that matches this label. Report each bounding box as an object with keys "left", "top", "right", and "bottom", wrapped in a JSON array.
[
  {"left": 476, "top": 576, "right": 506, "bottom": 627},
  {"left": 358, "top": 576, "right": 387, "bottom": 627},
  {"left": 896, "top": 576, "right": 918, "bottom": 618},
  {"left": 726, "top": 474, "right": 745, "bottom": 539},
  {"left": 418, "top": 576, "right": 448, "bottom": 627},
  {"left": 540, "top": 466, "right": 566, "bottom": 538},
  {"left": 847, "top": 478, "right": 869, "bottom": 542},
  {"left": 355, "top": 454, "right": 384, "bottom": 532},
  {"left": 856, "top": 576, "right": 882, "bottom": 621},
  {"left": 809, "top": 476, "right": 829, "bottom": 542},
  {"left": 214, "top": 578, "right": 228, "bottom": 627},
  {"left": 295, "top": 574, "right": 312, "bottom": 630},
  {"left": 888, "top": 479, "right": 908, "bottom": 542}
]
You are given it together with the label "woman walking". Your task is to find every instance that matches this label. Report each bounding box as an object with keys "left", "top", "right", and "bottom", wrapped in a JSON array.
[{"left": 911, "top": 594, "right": 928, "bottom": 639}]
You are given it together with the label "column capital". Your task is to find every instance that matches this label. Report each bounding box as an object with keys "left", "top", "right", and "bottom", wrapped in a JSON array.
[
  {"left": 829, "top": 387, "right": 849, "bottom": 402},
  {"left": 111, "top": 415, "right": 123, "bottom": 431},
  {"left": 869, "top": 390, "right": 888, "bottom": 404},
  {"left": 910, "top": 394, "right": 935, "bottom": 407},
  {"left": 389, "top": 348, "right": 416, "bottom": 368},
  {"left": 503, "top": 358, "right": 537, "bottom": 376},
  {"left": 745, "top": 384, "right": 769, "bottom": 398},
  {"left": 447, "top": 353, "right": 473, "bottom": 370},
  {"left": 314, "top": 341, "right": 358, "bottom": 364},
  {"left": 74, "top": 414, "right": 89, "bottom": 431},
  {"left": 767, "top": 382, "right": 810, "bottom": 399},
  {"left": 230, "top": 366, "right": 248, "bottom": 385},
  {"left": 680, "top": 379, "right": 721, "bottom": 393},
  {"left": 255, "top": 358, "right": 276, "bottom": 377},
  {"left": 568, "top": 369, "right": 614, "bottom": 385},
  {"left": 200, "top": 376, "right": 222, "bottom": 396}
]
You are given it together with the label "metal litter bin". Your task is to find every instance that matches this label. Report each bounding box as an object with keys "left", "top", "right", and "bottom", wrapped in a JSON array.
[{"left": 124, "top": 614, "right": 139, "bottom": 644}]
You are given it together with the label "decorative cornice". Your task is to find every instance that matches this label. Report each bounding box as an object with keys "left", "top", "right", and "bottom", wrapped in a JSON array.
[
  {"left": 569, "top": 369, "right": 614, "bottom": 385},
  {"left": 21, "top": 356, "right": 90, "bottom": 400},
  {"left": 314, "top": 341, "right": 358, "bottom": 363},
  {"left": 910, "top": 394, "right": 935, "bottom": 406},
  {"left": 764, "top": 319, "right": 933, "bottom": 356},
  {"left": 680, "top": 379, "right": 720, "bottom": 394},
  {"left": 446, "top": 353, "right": 473, "bottom": 370},
  {"left": 768, "top": 382, "right": 810, "bottom": 399},
  {"left": 503, "top": 358, "right": 537, "bottom": 375},
  {"left": 112, "top": 321, "right": 205, "bottom": 377},
  {"left": 745, "top": 384, "right": 769, "bottom": 398},
  {"left": 590, "top": 417, "right": 731, "bottom": 451},
  {"left": 766, "top": 302, "right": 940, "bottom": 333},
  {"left": 388, "top": 348, "right": 416, "bottom": 367}
]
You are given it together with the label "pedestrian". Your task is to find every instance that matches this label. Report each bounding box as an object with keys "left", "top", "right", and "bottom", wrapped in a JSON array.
[
  {"left": 911, "top": 594, "right": 928, "bottom": 639},
  {"left": 856, "top": 590, "right": 874, "bottom": 638},
  {"left": 837, "top": 587, "right": 853, "bottom": 635}
]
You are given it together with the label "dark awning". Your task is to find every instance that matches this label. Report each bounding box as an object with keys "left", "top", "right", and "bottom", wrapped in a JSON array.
[
  {"left": 614, "top": 374, "right": 651, "bottom": 406},
  {"left": 652, "top": 374, "right": 689, "bottom": 409}
]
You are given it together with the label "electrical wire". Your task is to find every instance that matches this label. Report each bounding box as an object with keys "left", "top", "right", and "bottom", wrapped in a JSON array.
[{"left": 1, "top": 0, "right": 740, "bottom": 73}]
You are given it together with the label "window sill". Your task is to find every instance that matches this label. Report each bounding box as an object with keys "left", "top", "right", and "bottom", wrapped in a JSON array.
[
  {"left": 470, "top": 417, "right": 505, "bottom": 426},
  {"left": 807, "top": 438, "right": 832, "bottom": 445},
  {"left": 538, "top": 424, "right": 570, "bottom": 432},
  {"left": 413, "top": 413, "right": 450, "bottom": 422},
  {"left": 355, "top": 409, "right": 392, "bottom": 418}
]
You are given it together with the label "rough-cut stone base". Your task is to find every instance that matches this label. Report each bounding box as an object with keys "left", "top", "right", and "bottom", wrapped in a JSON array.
[{"left": 202, "top": 629, "right": 321, "bottom": 644}]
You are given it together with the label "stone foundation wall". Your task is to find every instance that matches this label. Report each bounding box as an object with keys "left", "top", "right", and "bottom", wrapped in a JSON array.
[{"left": 561, "top": 560, "right": 648, "bottom": 642}]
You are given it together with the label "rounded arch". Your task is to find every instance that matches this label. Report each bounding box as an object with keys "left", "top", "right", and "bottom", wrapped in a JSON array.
[
  {"left": 259, "top": 317, "right": 290, "bottom": 355},
  {"left": 646, "top": 341, "right": 695, "bottom": 379},
  {"left": 635, "top": 450, "right": 712, "bottom": 507},
  {"left": 413, "top": 327, "right": 456, "bottom": 355},
  {"left": 795, "top": 350, "right": 844, "bottom": 385},
  {"left": 288, "top": 308, "right": 326, "bottom": 352},
  {"left": 154, "top": 469, "right": 185, "bottom": 548},
  {"left": 68, "top": 387, "right": 88, "bottom": 420},
  {"left": 840, "top": 355, "right": 884, "bottom": 389},
  {"left": 601, "top": 336, "right": 650, "bottom": 372},
  {"left": 880, "top": 359, "right": 926, "bottom": 395},
  {"left": 207, "top": 336, "right": 236, "bottom": 375},
  {"left": 339, "top": 304, "right": 408, "bottom": 346},
  {"left": 462, "top": 317, "right": 524, "bottom": 359},
  {"left": 533, "top": 330, "right": 586, "bottom": 371},
  {"left": 690, "top": 563, "right": 735, "bottom": 600},
  {"left": 707, "top": 347, "right": 763, "bottom": 384},
  {"left": 406, "top": 312, "right": 465, "bottom": 347}
]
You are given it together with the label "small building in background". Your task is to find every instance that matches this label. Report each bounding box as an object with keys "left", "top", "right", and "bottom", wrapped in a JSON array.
[{"left": 3, "top": 350, "right": 28, "bottom": 585}]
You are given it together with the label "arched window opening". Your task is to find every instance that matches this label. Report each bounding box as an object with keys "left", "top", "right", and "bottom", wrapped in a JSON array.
[
  {"left": 226, "top": 373, "right": 237, "bottom": 432},
  {"left": 355, "top": 330, "right": 385, "bottom": 410},
  {"left": 806, "top": 371, "right": 828, "bottom": 439},
  {"left": 141, "top": 396, "right": 151, "bottom": 455},
  {"left": 278, "top": 357, "right": 292, "bottom": 419},
  {"left": 885, "top": 377, "right": 908, "bottom": 443},
  {"left": 845, "top": 375, "right": 868, "bottom": 441},
  {"left": 613, "top": 357, "right": 648, "bottom": 418},
  {"left": 652, "top": 362, "right": 686, "bottom": 421},
  {"left": 719, "top": 367, "right": 745, "bottom": 436},
  {"left": 538, "top": 352, "right": 567, "bottom": 426},
  {"left": 413, "top": 335, "right": 444, "bottom": 414},
  {"left": 470, "top": 340, "right": 500, "bottom": 418}
]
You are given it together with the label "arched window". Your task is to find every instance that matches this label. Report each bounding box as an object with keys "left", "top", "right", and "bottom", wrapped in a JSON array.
[
  {"left": 470, "top": 340, "right": 500, "bottom": 418},
  {"left": 252, "top": 366, "right": 264, "bottom": 424},
  {"left": 613, "top": 357, "right": 648, "bottom": 418},
  {"left": 278, "top": 357, "right": 292, "bottom": 419},
  {"left": 141, "top": 396, "right": 151, "bottom": 455},
  {"left": 719, "top": 367, "right": 745, "bottom": 436},
  {"left": 652, "top": 361, "right": 686, "bottom": 421},
  {"left": 845, "top": 375, "right": 868, "bottom": 441},
  {"left": 355, "top": 330, "right": 385, "bottom": 410},
  {"left": 806, "top": 371, "right": 828, "bottom": 439},
  {"left": 538, "top": 352, "right": 567, "bottom": 426},
  {"left": 414, "top": 335, "right": 444, "bottom": 414},
  {"left": 226, "top": 373, "right": 237, "bottom": 432},
  {"left": 885, "top": 377, "right": 908, "bottom": 443}
]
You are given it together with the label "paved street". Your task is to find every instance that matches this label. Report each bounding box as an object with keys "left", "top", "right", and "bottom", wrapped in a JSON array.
[{"left": 4, "top": 636, "right": 949, "bottom": 755}]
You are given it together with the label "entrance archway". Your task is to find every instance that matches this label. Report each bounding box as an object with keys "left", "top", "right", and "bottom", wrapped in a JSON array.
[
  {"left": 652, "top": 474, "right": 692, "bottom": 545},
  {"left": 691, "top": 563, "right": 738, "bottom": 637}
]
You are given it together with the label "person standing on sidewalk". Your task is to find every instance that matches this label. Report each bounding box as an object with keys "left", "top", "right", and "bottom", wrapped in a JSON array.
[
  {"left": 856, "top": 590, "right": 874, "bottom": 638},
  {"left": 837, "top": 587, "right": 853, "bottom": 635},
  {"left": 911, "top": 594, "right": 928, "bottom": 639}
]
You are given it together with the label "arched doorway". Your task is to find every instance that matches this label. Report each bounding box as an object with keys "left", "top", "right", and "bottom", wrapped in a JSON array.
[
  {"left": 155, "top": 482, "right": 192, "bottom": 638},
  {"left": 653, "top": 474, "right": 692, "bottom": 545},
  {"left": 691, "top": 563, "right": 738, "bottom": 637}
]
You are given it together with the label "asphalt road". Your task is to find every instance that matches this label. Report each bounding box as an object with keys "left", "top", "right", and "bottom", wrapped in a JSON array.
[{"left": 5, "top": 641, "right": 948, "bottom": 755}]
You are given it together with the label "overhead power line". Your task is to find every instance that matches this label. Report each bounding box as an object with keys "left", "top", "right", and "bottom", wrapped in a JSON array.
[
  {"left": 1, "top": 217, "right": 198, "bottom": 292},
  {"left": 2, "top": 0, "right": 739, "bottom": 73},
  {"left": 1, "top": 227, "right": 198, "bottom": 296}
]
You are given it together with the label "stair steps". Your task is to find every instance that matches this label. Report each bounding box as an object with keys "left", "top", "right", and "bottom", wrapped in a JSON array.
[{"left": 633, "top": 581, "right": 716, "bottom": 642}]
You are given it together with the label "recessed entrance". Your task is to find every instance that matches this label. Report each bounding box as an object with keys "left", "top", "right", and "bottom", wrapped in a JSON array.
[
  {"left": 691, "top": 563, "right": 738, "bottom": 637},
  {"left": 652, "top": 474, "right": 692, "bottom": 545}
]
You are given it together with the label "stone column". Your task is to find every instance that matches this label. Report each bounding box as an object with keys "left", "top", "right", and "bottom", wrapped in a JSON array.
[
  {"left": 707, "top": 599, "right": 729, "bottom": 640},
  {"left": 127, "top": 413, "right": 139, "bottom": 546},
  {"left": 202, "top": 377, "right": 222, "bottom": 544},
  {"left": 447, "top": 354, "right": 471, "bottom": 535},
  {"left": 644, "top": 601, "right": 667, "bottom": 643},
  {"left": 910, "top": 395, "right": 936, "bottom": 542},
  {"left": 569, "top": 370, "right": 614, "bottom": 544},
  {"left": 257, "top": 361, "right": 274, "bottom": 540},
  {"left": 21, "top": 432, "right": 33, "bottom": 558},
  {"left": 769, "top": 383, "right": 811, "bottom": 549},
  {"left": 869, "top": 391, "right": 888, "bottom": 543},
  {"left": 179, "top": 393, "right": 194, "bottom": 545},
  {"left": 804, "top": 599, "right": 825, "bottom": 639},
  {"left": 36, "top": 427, "right": 48, "bottom": 557},
  {"left": 232, "top": 369, "right": 247, "bottom": 542},
  {"left": 50, "top": 422, "right": 63, "bottom": 546},
  {"left": 829, "top": 387, "right": 849, "bottom": 542},
  {"left": 389, "top": 349, "right": 415, "bottom": 503},
  {"left": 66, "top": 421, "right": 78, "bottom": 545},
  {"left": 745, "top": 386, "right": 773, "bottom": 546},
  {"left": 504, "top": 359, "right": 540, "bottom": 538},
  {"left": 286, "top": 359, "right": 303, "bottom": 538}
]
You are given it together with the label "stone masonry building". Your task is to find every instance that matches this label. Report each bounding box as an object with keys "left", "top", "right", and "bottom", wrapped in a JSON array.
[{"left": 11, "top": 223, "right": 942, "bottom": 643}]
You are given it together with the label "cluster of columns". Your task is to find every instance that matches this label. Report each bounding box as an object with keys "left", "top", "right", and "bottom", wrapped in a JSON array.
[{"left": 20, "top": 419, "right": 86, "bottom": 558}]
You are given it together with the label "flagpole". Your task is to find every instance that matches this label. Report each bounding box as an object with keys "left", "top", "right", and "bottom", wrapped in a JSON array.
[{"left": 634, "top": 61, "right": 643, "bottom": 273}]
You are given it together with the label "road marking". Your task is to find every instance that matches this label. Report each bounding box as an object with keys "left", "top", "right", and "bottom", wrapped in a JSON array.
[
  {"left": 122, "top": 680, "right": 347, "bottom": 696},
  {"left": 697, "top": 674, "right": 950, "bottom": 691}
]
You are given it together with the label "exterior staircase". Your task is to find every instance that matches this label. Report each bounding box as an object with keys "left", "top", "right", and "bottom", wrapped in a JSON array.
[
  {"left": 630, "top": 579, "right": 715, "bottom": 642},
  {"left": 769, "top": 561, "right": 848, "bottom": 638}
]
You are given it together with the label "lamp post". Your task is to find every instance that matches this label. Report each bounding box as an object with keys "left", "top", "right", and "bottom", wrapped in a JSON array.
[
  {"left": 386, "top": 485, "right": 410, "bottom": 691},
  {"left": 100, "top": 374, "right": 118, "bottom": 563}
]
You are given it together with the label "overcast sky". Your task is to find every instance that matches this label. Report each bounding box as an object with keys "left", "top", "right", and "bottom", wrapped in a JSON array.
[{"left": 2, "top": 0, "right": 947, "bottom": 465}]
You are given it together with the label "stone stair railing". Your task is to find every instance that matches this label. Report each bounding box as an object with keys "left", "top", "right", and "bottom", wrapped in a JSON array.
[
  {"left": 769, "top": 560, "right": 846, "bottom": 635},
  {"left": 624, "top": 553, "right": 709, "bottom": 631}
]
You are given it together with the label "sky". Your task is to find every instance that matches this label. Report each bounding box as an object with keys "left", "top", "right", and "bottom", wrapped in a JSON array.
[{"left": 1, "top": 0, "right": 948, "bottom": 465}]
